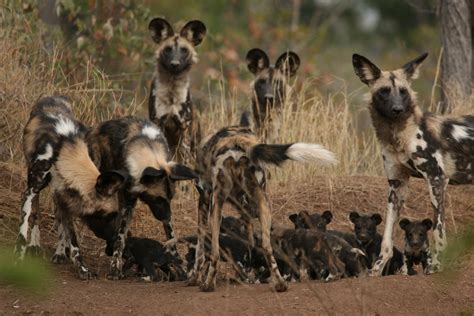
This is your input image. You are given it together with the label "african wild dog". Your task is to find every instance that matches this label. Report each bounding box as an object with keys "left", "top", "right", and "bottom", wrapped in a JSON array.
[
  {"left": 85, "top": 117, "right": 197, "bottom": 279},
  {"left": 349, "top": 212, "right": 404, "bottom": 275},
  {"left": 189, "top": 121, "right": 337, "bottom": 292},
  {"left": 399, "top": 218, "right": 433, "bottom": 275},
  {"left": 289, "top": 210, "right": 367, "bottom": 277},
  {"left": 148, "top": 18, "right": 206, "bottom": 162},
  {"left": 16, "top": 96, "right": 126, "bottom": 279},
  {"left": 246, "top": 48, "right": 300, "bottom": 142},
  {"left": 122, "top": 236, "right": 184, "bottom": 282},
  {"left": 352, "top": 52, "right": 474, "bottom": 275}
]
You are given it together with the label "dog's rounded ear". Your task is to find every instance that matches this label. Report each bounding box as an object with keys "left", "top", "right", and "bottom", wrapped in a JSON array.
[
  {"left": 180, "top": 20, "right": 206, "bottom": 46},
  {"left": 289, "top": 213, "right": 298, "bottom": 223},
  {"left": 149, "top": 18, "right": 174, "bottom": 43},
  {"left": 399, "top": 218, "right": 410, "bottom": 231},
  {"left": 168, "top": 163, "right": 198, "bottom": 181},
  {"left": 349, "top": 211, "right": 360, "bottom": 223},
  {"left": 140, "top": 167, "right": 166, "bottom": 185},
  {"left": 275, "top": 51, "right": 300, "bottom": 77},
  {"left": 352, "top": 53, "right": 381, "bottom": 85},
  {"left": 422, "top": 218, "right": 433, "bottom": 230},
  {"left": 246, "top": 48, "right": 270, "bottom": 75},
  {"left": 322, "top": 210, "right": 333, "bottom": 224},
  {"left": 95, "top": 170, "right": 127, "bottom": 196},
  {"left": 372, "top": 213, "right": 382, "bottom": 225}
]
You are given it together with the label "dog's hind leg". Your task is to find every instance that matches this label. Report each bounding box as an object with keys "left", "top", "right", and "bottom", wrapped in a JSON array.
[{"left": 427, "top": 176, "right": 449, "bottom": 273}]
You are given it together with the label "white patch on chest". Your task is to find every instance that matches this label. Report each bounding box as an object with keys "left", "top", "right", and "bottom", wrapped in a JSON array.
[
  {"left": 154, "top": 76, "right": 190, "bottom": 123},
  {"left": 141, "top": 125, "right": 161, "bottom": 140}
]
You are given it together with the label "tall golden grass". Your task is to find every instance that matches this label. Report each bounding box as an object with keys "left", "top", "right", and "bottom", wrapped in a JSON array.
[{"left": 0, "top": 23, "right": 384, "bottom": 182}]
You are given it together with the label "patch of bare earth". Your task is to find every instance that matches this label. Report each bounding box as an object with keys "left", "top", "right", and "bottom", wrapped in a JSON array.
[{"left": 1, "top": 164, "right": 473, "bottom": 314}]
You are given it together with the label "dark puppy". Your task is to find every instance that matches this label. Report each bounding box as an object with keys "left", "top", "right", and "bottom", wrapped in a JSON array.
[
  {"left": 349, "top": 212, "right": 403, "bottom": 275},
  {"left": 122, "top": 236, "right": 184, "bottom": 282},
  {"left": 181, "top": 216, "right": 252, "bottom": 281},
  {"left": 289, "top": 211, "right": 367, "bottom": 277},
  {"left": 399, "top": 218, "right": 433, "bottom": 275}
]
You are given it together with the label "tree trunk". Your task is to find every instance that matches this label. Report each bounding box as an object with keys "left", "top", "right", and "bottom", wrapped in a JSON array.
[{"left": 440, "top": 0, "right": 472, "bottom": 113}]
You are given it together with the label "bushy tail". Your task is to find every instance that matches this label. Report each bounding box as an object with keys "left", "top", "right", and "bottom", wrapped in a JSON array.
[{"left": 250, "top": 143, "right": 338, "bottom": 167}]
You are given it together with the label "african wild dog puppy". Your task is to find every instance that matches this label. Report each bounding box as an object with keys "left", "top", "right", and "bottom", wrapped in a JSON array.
[
  {"left": 189, "top": 121, "right": 337, "bottom": 292},
  {"left": 289, "top": 210, "right": 367, "bottom": 277},
  {"left": 266, "top": 227, "right": 345, "bottom": 282},
  {"left": 352, "top": 52, "right": 474, "bottom": 275},
  {"left": 85, "top": 117, "right": 197, "bottom": 279},
  {"left": 349, "top": 212, "right": 403, "bottom": 275},
  {"left": 16, "top": 96, "right": 126, "bottom": 279},
  {"left": 122, "top": 236, "right": 184, "bottom": 282},
  {"left": 148, "top": 18, "right": 206, "bottom": 162},
  {"left": 399, "top": 218, "right": 433, "bottom": 275},
  {"left": 178, "top": 216, "right": 252, "bottom": 282},
  {"left": 246, "top": 48, "right": 300, "bottom": 142}
]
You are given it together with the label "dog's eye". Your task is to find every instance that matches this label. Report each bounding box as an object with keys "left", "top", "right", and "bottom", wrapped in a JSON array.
[
  {"left": 257, "top": 79, "right": 266, "bottom": 86},
  {"left": 379, "top": 87, "right": 391, "bottom": 96},
  {"left": 399, "top": 87, "right": 408, "bottom": 96},
  {"left": 164, "top": 46, "right": 173, "bottom": 54},
  {"left": 180, "top": 47, "right": 189, "bottom": 55}
]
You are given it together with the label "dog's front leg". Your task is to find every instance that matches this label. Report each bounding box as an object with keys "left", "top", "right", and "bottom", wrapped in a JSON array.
[{"left": 371, "top": 154, "right": 409, "bottom": 276}]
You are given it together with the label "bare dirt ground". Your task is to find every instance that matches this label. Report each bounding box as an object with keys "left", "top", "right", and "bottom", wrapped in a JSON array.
[{"left": 1, "top": 163, "right": 474, "bottom": 315}]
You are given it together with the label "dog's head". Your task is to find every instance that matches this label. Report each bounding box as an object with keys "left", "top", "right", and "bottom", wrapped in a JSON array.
[
  {"left": 352, "top": 53, "right": 428, "bottom": 120},
  {"left": 149, "top": 18, "right": 206, "bottom": 75},
  {"left": 349, "top": 211, "right": 382, "bottom": 245},
  {"left": 289, "top": 210, "right": 332, "bottom": 232},
  {"left": 247, "top": 48, "right": 300, "bottom": 111},
  {"left": 399, "top": 218, "right": 432, "bottom": 253}
]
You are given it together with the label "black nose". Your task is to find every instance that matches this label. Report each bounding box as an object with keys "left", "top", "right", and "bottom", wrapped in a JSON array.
[{"left": 392, "top": 108, "right": 403, "bottom": 114}]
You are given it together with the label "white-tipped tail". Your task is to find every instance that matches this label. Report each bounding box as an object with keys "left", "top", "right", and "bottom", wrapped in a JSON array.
[{"left": 286, "top": 143, "right": 338, "bottom": 166}]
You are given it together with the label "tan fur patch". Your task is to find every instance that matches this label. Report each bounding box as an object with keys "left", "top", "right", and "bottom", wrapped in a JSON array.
[
  {"left": 154, "top": 36, "right": 198, "bottom": 65},
  {"left": 23, "top": 117, "right": 41, "bottom": 158},
  {"left": 55, "top": 140, "right": 100, "bottom": 198},
  {"left": 125, "top": 139, "right": 170, "bottom": 183}
]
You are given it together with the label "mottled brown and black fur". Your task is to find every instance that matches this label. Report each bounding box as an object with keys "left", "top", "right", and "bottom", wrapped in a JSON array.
[
  {"left": 16, "top": 96, "right": 126, "bottom": 279},
  {"left": 246, "top": 48, "right": 300, "bottom": 142},
  {"left": 85, "top": 116, "right": 197, "bottom": 279},
  {"left": 148, "top": 18, "right": 206, "bottom": 163},
  {"left": 189, "top": 121, "right": 336, "bottom": 292},
  {"left": 399, "top": 218, "right": 433, "bottom": 275},
  {"left": 353, "top": 52, "right": 474, "bottom": 276},
  {"left": 289, "top": 210, "right": 367, "bottom": 277}
]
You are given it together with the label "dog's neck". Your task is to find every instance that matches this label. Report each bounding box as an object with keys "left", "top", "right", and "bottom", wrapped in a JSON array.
[{"left": 369, "top": 103, "right": 423, "bottom": 152}]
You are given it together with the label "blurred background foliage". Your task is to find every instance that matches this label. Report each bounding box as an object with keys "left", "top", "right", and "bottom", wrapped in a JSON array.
[{"left": 1, "top": 0, "right": 440, "bottom": 116}]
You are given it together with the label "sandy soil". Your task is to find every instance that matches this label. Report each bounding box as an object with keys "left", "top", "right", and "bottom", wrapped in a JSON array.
[{"left": 1, "top": 164, "right": 473, "bottom": 315}]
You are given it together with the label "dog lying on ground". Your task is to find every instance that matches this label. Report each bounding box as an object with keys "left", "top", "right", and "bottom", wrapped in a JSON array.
[{"left": 289, "top": 210, "right": 367, "bottom": 277}]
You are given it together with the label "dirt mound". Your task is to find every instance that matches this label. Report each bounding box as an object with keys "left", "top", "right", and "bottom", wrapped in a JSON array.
[{"left": 0, "top": 164, "right": 473, "bottom": 314}]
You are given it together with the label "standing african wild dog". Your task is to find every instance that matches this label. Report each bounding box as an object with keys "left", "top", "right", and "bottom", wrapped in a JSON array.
[
  {"left": 148, "top": 17, "right": 206, "bottom": 162},
  {"left": 86, "top": 116, "right": 198, "bottom": 279},
  {"left": 16, "top": 96, "right": 126, "bottom": 279},
  {"left": 352, "top": 52, "right": 474, "bottom": 276},
  {"left": 246, "top": 48, "right": 300, "bottom": 142},
  {"left": 189, "top": 121, "right": 337, "bottom": 292}
]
